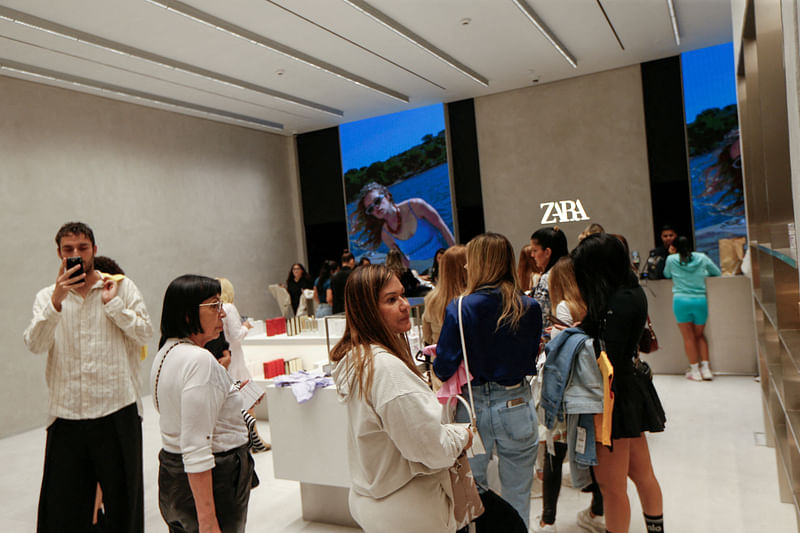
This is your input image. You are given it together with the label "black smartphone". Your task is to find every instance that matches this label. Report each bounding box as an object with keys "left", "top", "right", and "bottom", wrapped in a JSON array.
[
  {"left": 548, "top": 314, "right": 570, "bottom": 328},
  {"left": 66, "top": 256, "right": 84, "bottom": 279}
]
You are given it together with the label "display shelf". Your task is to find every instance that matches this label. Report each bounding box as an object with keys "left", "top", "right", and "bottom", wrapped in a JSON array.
[
  {"left": 782, "top": 330, "right": 800, "bottom": 375},
  {"left": 755, "top": 292, "right": 779, "bottom": 331},
  {"left": 754, "top": 243, "right": 798, "bottom": 269},
  {"left": 786, "top": 410, "right": 800, "bottom": 466}
]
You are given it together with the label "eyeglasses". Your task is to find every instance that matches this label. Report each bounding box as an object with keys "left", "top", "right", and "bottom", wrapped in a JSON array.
[
  {"left": 365, "top": 194, "right": 385, "bottom": 216},
  {"left": 199, "top": 300, "right": 224, "bottom": 313}
]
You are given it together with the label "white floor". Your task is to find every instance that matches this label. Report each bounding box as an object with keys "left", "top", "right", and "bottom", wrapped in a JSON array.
[{"left": 0, "top": 375, "right": 795, "bottom": 532}]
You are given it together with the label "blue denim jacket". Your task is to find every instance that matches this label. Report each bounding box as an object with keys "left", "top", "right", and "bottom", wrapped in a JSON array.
[{"left": 541, "top": 328, "right": 604, "bottom": 471}]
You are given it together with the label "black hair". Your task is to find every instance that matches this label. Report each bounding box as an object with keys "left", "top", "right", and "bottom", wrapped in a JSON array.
[
  {"left": 341, "top": 251, "right": 355, "bottom": 265},
  {"left": 316, "top": 260, "right": 338, "bottom": 294},
  {"left": 530, "top": 226, "right": 569, "bottom": 272},
  {"left": 571, "top": 233, "right": 639, "bottom": 338},
  {"left": 286, "top": 263, "right": 311, "bottom": 285},
  {"left": 430, "top": 247, "right": 447, "bottom": 281},
  {"left": 675, "top": 236, "right": 693, "bottom": 265},
  {"left": 159, "top": 275, "right": 221, "bottom": 348},
  {"left": 94, "top": 256, "right": 125, "bottom": 275},
  {"left": 660, "top": 224, "right": 675, "bottom": 233},
  {"left": 55, "top": 221, "right": 95, "bottom": 247},
  {"left": 204, "top": 332, "right": 230, "bottom": 360}
]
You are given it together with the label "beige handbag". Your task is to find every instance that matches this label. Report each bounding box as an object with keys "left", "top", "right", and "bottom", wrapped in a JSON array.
[{"left": 444, "top": 395, "right": 485, "bottom": 530}]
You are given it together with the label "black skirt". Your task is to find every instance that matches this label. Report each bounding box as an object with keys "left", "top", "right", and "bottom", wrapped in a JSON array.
[{"left": 611, "top": 373, "right": 666, "bottom": 439}]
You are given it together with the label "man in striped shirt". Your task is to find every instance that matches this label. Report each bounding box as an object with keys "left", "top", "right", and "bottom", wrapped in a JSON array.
[{"left": 24, "top": 221, "right": 153, "bottom": 533}]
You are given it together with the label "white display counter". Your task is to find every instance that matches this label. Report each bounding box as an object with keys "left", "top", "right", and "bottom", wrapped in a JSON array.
[
  {"left": 265, "top": 384, "right": 356, "bottom": 527},
  {"left": 642, "top": 276, "right": 758, "bottom": 375}
]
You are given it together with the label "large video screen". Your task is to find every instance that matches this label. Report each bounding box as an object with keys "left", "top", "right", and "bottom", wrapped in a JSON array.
[
  {"left": 681, "top": 42, "right": 744, "bottom": 265},
  {"left": 340, "top": 103, "right": 456, "bottom": 273}
]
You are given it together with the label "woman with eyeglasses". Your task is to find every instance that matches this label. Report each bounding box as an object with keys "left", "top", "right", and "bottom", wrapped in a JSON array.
[
  {"left": 350, "top": 182, "right": 455, "bottom": 268},
  {"left": 151, "top": 275, "right": 255, "bottom": 533}
]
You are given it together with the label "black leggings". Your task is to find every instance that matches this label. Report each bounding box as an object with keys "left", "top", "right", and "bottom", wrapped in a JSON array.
[{"left": 541, "top": 442, "right": 603, "bottom": 524}]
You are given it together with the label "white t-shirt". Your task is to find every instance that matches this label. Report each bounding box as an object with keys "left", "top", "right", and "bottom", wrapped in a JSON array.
[{"left": 151, "top": 339, "right": 248, "bottom": 473}]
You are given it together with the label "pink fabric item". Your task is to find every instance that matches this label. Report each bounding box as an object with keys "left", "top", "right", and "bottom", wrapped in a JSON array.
[{"left": 436, "top": 360, "right": 473, "bottom": 405}]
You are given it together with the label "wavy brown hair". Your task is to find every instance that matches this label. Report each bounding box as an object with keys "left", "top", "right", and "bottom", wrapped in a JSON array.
[
  {"left": 517, "top": 244, "right": 540, "bottom": 292},
  {"left": 426, "top": 245, "right": 467, "bottom": 324},
  {"left": 465, "top": 233, "right": 526, "bottom": 331},
  {"left": 349, "top": 182, "right": 394, "bottom": 250},
  {"left": 547, "top": 256, "right": 586, "bottom": 323},
  {"left": 330, "top": 264, "right": 420, "bottom": 399}
]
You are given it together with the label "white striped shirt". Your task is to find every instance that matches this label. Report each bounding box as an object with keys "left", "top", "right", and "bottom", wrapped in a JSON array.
[{"left": 23, "top": 277, "right": 153, "bottom": 420}]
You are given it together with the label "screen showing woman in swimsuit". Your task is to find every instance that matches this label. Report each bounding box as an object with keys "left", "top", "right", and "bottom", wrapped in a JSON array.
[{"left": 340, "top": 103, "right": 456, "bottom": 273}]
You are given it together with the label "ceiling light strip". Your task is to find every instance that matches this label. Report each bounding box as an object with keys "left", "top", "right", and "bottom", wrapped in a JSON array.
[
  {"left": 144, "top": 0, "right": 409, "bottom": 103},
  {"left": 340, "top": 0, "right": 488, "bottom": 87},
  {"left": 264, "top": 0, "right": 446, "bottom": 91},
  {"left": 0, "top": 6, "right": 342, "bottom": 117},
  {"left": 0, "top": 34, "right": 312, "bottom": 119},
  {"left": 510, "top": 0, "right": 577, "bottom": 69},
  {"left": 0, "top": 58, "right": 283, "bottom": 131},
  {"left": 666, "top": 0, "right": 680, "bottom": 46},
  {"left": 595, "top": 0, "right": 624, "bottom": 51}
]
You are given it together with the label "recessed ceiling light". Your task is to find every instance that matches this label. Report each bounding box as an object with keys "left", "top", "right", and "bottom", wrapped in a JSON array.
[
  {"left": 460, "top": 18, "right": 471, "bottom": 26},
  {"left": 275, "top": 69, "right": 285, "bottom": 76}
]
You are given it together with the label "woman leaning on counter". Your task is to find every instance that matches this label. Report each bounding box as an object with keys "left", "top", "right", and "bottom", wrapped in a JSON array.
[{"left": 151, "top": 275, "right": 255, "bottom": 533}]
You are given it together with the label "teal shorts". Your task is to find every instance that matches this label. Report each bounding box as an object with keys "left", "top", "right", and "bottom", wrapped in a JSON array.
[{"left": 673, "top": 295, "right": 708, "bottom": 325}]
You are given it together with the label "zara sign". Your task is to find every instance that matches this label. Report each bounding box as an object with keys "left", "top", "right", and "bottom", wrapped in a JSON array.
[{"left": 540, "top": 199, "right": 590, "bottom": 224}]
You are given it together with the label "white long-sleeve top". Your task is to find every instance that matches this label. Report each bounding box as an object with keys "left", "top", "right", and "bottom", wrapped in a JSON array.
[
  {"left": 221, "top": 302, "right": 252, "bottom": 382},
  {"left": 332, "top": 345, "right": 469, "bottom": 500},
  {"left": 23, "top": 277, "right": 153, "bottom": 420},
  {"left": 151, "top": 340, "right": 248, "bottom": 473}
]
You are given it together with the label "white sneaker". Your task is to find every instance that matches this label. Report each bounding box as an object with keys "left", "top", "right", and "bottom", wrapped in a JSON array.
[
  {"left": 685, "top": 366, "right": 702, "bottom": 382},
  {"left": 530, "top": 517, "right": 557, "bottom": 532},
  {"left": 576, "top": 507, "right": 605, "bottom": 533},
  {"left": 700, "top": 363, "right": 713, "bottom": 381}
]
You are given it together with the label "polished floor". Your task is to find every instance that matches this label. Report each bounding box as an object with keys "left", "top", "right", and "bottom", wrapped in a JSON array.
[{"left": 0, "top": 375, "right": 795, "bottom": 532}]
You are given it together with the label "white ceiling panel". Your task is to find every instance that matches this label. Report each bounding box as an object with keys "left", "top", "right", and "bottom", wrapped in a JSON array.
[{"left": 0, "top": 0, "right": 734, "bottom": 134}]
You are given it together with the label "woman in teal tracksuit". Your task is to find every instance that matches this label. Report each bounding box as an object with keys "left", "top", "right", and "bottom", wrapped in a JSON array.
[{"left": 663, "top": 236, "right": 721, "bottom": 382}]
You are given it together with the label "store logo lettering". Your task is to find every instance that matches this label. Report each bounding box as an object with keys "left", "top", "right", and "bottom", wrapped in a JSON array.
[{"left": 540, "top": 200, "right": 590, "bottom": 224}]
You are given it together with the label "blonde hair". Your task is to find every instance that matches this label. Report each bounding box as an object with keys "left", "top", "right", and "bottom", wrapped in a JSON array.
[
  {"left": 384, "top": 249, "right": 405, "bottom": 277},
  {"left": 547, "top": 256, "right": 586, "bottom": 322},
  {"left": 330, "top": 265, "right": 420, "bottom": 399},
  {"left": 218, "top": 277, "right": 235, "bottom": 304},
  {"left": 578, "top": 223, "right": 605, "bottom": 242},
  {"left": 426, "top": 246, "right": 467, "bottom": 324},
  {"left": 465, "top": 233, "right": 526, "bottom": 331}
]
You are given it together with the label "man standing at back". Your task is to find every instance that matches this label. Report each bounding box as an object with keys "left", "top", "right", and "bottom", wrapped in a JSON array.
[
  {"left": 24, "top": 222, "right": 153, "bottom": 533},
  {"left": 331, "top": 251, "right": 356, "bottom": 314}
]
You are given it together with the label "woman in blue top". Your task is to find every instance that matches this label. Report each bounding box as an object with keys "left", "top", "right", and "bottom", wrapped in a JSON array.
[
  {"left": 434, "top": 233, "right": 542, "bottom": 528},
  {"left": 351, "top": 182, "right": 455, "bottom": 268},
  {"left": 663, "top": 236, "right": 721, "bottom": 381}
]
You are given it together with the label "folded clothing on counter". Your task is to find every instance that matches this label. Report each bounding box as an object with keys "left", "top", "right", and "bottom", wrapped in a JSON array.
[{"left": 272, "top": 370, "right": 334, "bottom": 403}]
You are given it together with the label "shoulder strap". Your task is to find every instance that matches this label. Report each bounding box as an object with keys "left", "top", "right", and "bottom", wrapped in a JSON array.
[
  {"left": 153, "top": 340, "right": 187, "bottom": 413},
  {"left": 457, "top": 296, "right": 477, "bottom": 424}
]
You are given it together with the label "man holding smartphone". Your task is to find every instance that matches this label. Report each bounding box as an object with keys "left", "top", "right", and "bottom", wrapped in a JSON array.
[{"left": 24, "top": 221, "right": 153, "bottom": 533}]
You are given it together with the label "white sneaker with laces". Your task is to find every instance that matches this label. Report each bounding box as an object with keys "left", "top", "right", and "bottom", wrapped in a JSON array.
[
  {"left": 686, "top": 366, "right": 702, "bottom": 382},
  {"left": 530, "top": 517, "right": 557, "bottom": 532},
  {"left": 700, "top": 362, "right": 713, "bottom": 381},
  {"left": 576, "top": 507, "right": 605, "bottom": 533}
]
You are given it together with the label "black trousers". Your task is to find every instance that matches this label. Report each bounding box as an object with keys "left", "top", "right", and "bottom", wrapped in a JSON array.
[
  {"left": 158, "top": 444, "right": 254, "bottom": 533},
  {"left": 37, "top": 403, "right": 143, "bottom": 533}
]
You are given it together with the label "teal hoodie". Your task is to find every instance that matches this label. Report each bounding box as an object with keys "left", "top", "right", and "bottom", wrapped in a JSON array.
[{"left": 663, "top": 252, "right": 721, "bottom": 296}]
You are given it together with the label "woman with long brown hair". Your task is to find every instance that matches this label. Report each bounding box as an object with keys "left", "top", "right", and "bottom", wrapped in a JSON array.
[
  {"left": 422, "top": 245, "right": 467, "bottom": 345},
  {"left": 434, "top": 233, "right": 542, "bottom": 528},
  {"left": 330, "top": 265, "right": 471, "bottom": 532}
]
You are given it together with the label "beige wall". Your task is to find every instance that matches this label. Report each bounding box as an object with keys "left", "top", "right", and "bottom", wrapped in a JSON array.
[
  {"left": 474, "top": 65, "right": 654, "bottom": 259},
  {"left": 1, "top": 75, "right": 304, "bottom": 437}
]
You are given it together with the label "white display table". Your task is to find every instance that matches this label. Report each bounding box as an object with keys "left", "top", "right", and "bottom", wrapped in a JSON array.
[{"left": 265, "top": 384, "right": 356, "bottom": 527}]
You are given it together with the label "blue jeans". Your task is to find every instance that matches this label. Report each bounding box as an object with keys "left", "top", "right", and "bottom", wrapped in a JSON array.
[{"left": 456, "top": 381, "right": 538, "bottom": 528}]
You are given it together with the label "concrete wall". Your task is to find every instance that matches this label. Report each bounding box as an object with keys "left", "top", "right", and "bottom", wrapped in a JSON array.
[
  {"left": 1, "top": 75, "right": 304, "bottom": 437},
  {"left": 473, "top": 65, "right": 654, "bottom": 259}
]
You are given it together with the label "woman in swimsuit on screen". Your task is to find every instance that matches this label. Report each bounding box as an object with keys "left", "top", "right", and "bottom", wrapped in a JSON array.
[{"left": 351, "top": 182, "right": 455, "bottom": 267}]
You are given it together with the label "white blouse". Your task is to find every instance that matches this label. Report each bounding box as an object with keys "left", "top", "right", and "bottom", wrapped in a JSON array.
[{"left": 151, "top": 339, "right": 248, "bottom": 473}]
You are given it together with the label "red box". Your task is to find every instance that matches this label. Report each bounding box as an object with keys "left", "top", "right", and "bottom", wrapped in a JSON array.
[
  {"left": 263, "top": 358, "right": 285, "bottom": 379},
  {"left": 265, "top": 317, "right": 286, "bottom": 336}
]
